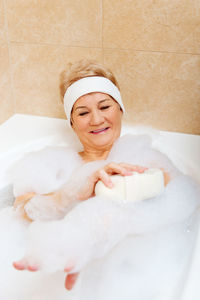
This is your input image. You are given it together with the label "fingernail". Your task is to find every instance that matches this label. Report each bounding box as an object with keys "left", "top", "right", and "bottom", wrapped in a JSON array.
[{"left": 27, "top": 265, "right": 38, "bottom": 272}]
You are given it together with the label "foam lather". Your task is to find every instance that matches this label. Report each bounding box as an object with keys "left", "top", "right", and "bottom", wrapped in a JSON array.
[{"left": 95, "top": 168, "right": 165, "bottom": 203}]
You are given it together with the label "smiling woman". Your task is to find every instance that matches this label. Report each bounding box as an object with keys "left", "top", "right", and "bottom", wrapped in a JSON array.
[
  {"left": 72, "top": 92, "right": 123, "bottom": 161},
  {"left": 60, "top": 60, "right": 125, "bottom": 161},
  {"left": 2, "top": 59, "right": 199, "bottom": 300}
]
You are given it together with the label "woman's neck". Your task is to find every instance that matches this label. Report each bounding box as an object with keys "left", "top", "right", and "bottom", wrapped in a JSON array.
[{"left": 79, "top": 147, "right": 111, "bottom": 162}]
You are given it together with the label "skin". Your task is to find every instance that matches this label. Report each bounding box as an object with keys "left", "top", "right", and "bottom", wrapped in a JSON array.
[
  {"left": 71, "top": 92, "right": 147, "bottom": 199},
  {"left": 71, "top": 92, "right": 123, "bottom": 161},
  {"left": 13, "top": 92, "right": 170, "bottom": 290}
]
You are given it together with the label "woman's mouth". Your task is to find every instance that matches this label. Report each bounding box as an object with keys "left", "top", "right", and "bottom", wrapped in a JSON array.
[{"left": 90, "top": 127, "right": 109, "bottom": 134}]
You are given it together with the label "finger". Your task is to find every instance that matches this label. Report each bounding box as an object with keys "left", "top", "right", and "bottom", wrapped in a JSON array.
[
  {"left": 14, "top": 192, "right": 36, "bottom": 208},
  {"left": 16, "top": 192, "right": 36, "bottom": 202},
  {"left": 94, "top": 163, "right": 134, "bottom": 191},
  {"left": 13, "top": 259, "right": 27, "bottom": 271},
  {"left": 65, "top": 272, "right": 79, "bottom": 290},
  {"left": 27, "top": 264, "right": 38, "bottom": 272},
  {"left": 163, "top": 171, "right": 170, "bottom": 186},
  {"left": 104, "top": 163, "right": 133, "bottom": 176},
  {"left": 119, "top": 163, "right": 148, "bottom": 173},
  {"left": 97, "top": 169, "right": 113, "bottom": 188},
  {"left": 21, "top": 211, "right": 33, "bottom": 222},
  {"left": 13, "top": 262, "right": 25, "bottom": 271}
]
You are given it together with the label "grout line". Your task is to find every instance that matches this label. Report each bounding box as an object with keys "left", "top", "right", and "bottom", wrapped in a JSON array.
[
  {"left": 8, "top": 41, "right": 200, "bottom": 56},
  {"left": 3, "top": 0, "right": 16, "bottom": 114},
  {"left": 101, "top": 0, "right": 103, "bottom": 50},
  {"left": 10, "top": 40, "right": 103, "bottom": 49},
  {"left": 101, "top": 47, "right": 200, "bottom": 56},
  {"left": 101, "top": 0, "right": 105, "bottom": 64}
]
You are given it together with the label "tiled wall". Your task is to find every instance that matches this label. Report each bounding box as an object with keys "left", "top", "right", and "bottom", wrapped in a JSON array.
[{"left": 0, "top": 0, "right": 199, "bottom": 134}]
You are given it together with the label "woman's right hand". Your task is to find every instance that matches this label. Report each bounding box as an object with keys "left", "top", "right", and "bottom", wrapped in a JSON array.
[
  {"left": 77, "top": 162, "right": 147, "bottom": 201},
  {"left": 14, "top": 191, "right": 65, "bottom": 221},
  {"left": 14, "top": 192, "right": 36, "bottom": 221}
]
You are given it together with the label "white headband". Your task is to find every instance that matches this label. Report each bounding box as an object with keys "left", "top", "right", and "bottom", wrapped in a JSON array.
[{"left": 63, "top": 76, "right": 125, "bottom": 121}]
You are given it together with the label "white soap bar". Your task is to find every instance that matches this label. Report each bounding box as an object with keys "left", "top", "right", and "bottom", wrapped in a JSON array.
[
  {"left": 95, "top": 175, "right": 125, "bottom": 201},
  {"left": 95, "top": 168, "right": 164, "bottom": 204},
  {"left": 125, "top": 168, "right": 164, "bottom": 202}
]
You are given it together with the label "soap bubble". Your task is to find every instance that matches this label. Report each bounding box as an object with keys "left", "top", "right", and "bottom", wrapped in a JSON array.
[{"left": 0, "top": 134, "right": 199, "bottom": 299}]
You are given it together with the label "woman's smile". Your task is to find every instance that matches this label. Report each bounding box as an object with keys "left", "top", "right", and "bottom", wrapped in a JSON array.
[{"left": 90, "top": 127, "right": 110, "bottom": 134}]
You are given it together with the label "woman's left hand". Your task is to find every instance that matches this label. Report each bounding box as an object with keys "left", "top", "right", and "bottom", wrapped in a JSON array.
[{"left": 77, "top": 162, "right": 148, "bottom": 201}]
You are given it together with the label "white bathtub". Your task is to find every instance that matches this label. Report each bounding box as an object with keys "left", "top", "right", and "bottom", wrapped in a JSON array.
[{"left": 0, "top": 114, "right": 200, "bottom": 299}]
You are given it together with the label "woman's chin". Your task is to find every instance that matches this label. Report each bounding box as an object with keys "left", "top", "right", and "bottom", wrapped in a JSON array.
[{"left": 89, "top": 134, "right": 117, "bottom": 149}]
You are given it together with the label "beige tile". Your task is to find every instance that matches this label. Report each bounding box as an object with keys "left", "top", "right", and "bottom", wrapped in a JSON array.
[
  {"left": 0, "top": 0, "right": 6, "bottom": 43},
  {"left": 0, "top": 44, "right": 14, "bottom": 124},
  {"left": 10, "top": 43, "right": 103, "bottom": 119},
  {"left": 103, "top": 0, "right": 198, "bottom": 53},
  {"left": 103, "top": 49, "right": 200, "bottom": 134},
  {"left": 6, "top": 0, "right": 102, "bottom": 47}
]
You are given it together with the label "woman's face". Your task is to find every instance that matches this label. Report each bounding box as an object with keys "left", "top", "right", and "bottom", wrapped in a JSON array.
[{"left": 71, "top": 92, "right": 123, "bottom": 151}]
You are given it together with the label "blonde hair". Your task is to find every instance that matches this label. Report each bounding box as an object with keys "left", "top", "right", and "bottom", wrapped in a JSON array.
[{"left": 59, "top": 59, "right": 120, "bottom": 103}]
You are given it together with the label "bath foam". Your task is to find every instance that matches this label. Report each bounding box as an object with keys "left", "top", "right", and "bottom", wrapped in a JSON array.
[
  {"left": 95, "top": 168, "right": 165, "bottom": 203},
  {"left": 6, "top": 146, "right": 82, "bottom": 197},
  {"left": 1, "top": 133, "right": 200, "bottom": 300},
  {"left": 22, "top": 174, "right": 200, "bottom": 274}
]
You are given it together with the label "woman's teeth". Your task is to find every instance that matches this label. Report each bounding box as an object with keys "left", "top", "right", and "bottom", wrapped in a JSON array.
[{"left": 91, "top": 127, "right": 109, "bottom": 134}]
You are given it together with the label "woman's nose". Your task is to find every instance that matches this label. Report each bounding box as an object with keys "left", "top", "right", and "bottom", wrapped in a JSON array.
[{"left": 90, "top": 110, "right": 104, "bottom": 125}]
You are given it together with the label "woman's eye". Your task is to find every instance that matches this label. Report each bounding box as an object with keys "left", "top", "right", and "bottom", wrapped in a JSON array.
[
  {"left": 79, "top": 111, "right": 89, "bottom": 116},
  {"left": 100, "top": 106, "right": 110, "bottom": 110}
]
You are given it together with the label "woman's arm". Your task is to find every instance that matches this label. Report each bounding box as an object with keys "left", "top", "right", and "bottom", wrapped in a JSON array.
[
  {"left": 13, "top": 173, "right": 199, "bottom": 276},
  {"left": 13, "top": 163, "right": 177, "bottom": 291}
]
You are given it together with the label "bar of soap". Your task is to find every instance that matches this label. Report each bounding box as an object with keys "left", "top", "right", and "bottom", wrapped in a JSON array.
[
  {"left": 95, "top": 168, "right": 164, "bottom": 204},
  {"left": 95, "top": 175, "right": 125, "bottom": 201}
]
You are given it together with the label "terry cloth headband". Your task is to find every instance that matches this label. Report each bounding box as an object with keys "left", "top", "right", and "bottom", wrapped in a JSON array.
[{"left": 63, "top": 76, "right": 125, "bottom": 121}]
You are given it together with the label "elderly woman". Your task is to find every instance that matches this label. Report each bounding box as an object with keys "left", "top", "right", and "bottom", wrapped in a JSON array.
[{"left": 3, "top": 60, "right": 199, "bottom": 299}]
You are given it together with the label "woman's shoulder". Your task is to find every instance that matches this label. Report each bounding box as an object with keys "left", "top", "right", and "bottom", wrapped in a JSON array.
[
  {"left": 13, "top": 146, "right": 81, "bottom": 167},
  {"left": 109, "top": 134, "right": 152, "bottom": 159},
  {"left": 6, "top": 146, "right": 83, "bottom": 196},
  {"left": 108, "top": 133, "right": 179, "bottom": 176}
]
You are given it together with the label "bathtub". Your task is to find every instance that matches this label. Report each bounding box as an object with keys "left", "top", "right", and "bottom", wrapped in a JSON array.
[{"left": 0, "top": 113, "right": 200, "bottom": 299}]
